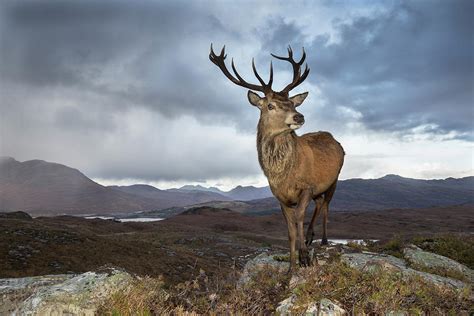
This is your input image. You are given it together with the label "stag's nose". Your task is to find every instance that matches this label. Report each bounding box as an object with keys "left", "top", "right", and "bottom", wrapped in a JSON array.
[{"left": 293, "top": 113, "right": 305, "bottom": 124}]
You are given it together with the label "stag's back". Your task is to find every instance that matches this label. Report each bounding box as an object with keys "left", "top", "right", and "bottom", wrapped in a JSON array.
[{"left": 294, "top": 132, "right": 345, "bottom": 194}]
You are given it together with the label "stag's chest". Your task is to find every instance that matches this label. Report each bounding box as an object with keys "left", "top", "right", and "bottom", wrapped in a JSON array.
[{"left": 268, "top": 178, "right": 302, "bottom": 207}]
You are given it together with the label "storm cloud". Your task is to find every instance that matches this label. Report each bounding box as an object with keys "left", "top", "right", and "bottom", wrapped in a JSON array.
[{"left": 0, "top": 0, "right": 472, "bottom": 187}]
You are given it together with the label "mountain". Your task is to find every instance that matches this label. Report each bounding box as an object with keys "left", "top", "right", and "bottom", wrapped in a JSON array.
[
  {"left": 110, "top": 184, "right": 232, "bottom": 207},
  {"left": 224, "top": 185, "right": 273, "bottom": 201},
  {"left": 331, "top": 175, "right": 474, "bottom": 211},
  {"left": 0, "top": 157, "right": 158, "bottom": 216},
  {"left": 155, "top": 175, "right": 474, "bottom": 215},
  {"left": 0, "top": 157, "right": 231, "bottom": 216},
  {"left": 1, "top": 156, "right": 472, "bottom": 217},
  {"left": 173, "top": 185, "right": 224, "bottom": 194},
  {"left": 169, "top": 184, "right": 273, "bottom": 201}
]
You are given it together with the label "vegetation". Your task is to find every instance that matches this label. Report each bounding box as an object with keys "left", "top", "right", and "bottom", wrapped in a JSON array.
[
  {"left": 411, "top": 234, "right": 474, "bottom": 269},
  {"left": 290, "top": 261, "right": 471, "bottom": 315},
  {"left": 99, "top": 249, "right": 472, "bottom": 315}
]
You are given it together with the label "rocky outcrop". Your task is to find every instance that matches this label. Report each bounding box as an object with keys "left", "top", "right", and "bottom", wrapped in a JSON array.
[
  {"left": 341, "top": 252, "right": 468, "bottom": 290},
  {"left": 0, "top": 269, "right": 132, "bottom": 315},
  {"left": 402, "top": 244, "right": 474, "bottom": 283},
  {"left": 239, "top": 252, "right": 290, "bottom": 286},
  {"left": 275, "top": 295, "right": 346, "bottom": 316}
]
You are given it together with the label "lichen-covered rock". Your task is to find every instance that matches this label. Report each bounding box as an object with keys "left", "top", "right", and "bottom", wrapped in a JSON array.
[
  {"left": 239, "top": 252, "right": 290, "bottom": 286},
  {"left": 318, "top": 298, "right": 347, "bottom": 316},
  {"left": 0, "top": 269, "right": 132, "bottom": 315},
  {"left": 276, "top": 296, "right": 347, "bottom": 316},
  {"left": 403, "top": 245, "right": 474, "bottom": 283},
  {"left": 276, "top": 293, "right": 296, "bottom": 315},
  {"left": 341, "top": 252, "right": 467, "bottom": 290}
]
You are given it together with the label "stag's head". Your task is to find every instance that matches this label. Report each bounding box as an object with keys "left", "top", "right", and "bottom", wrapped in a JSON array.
[{"left": 209, "top": 45, "right": 310, "bottom": 134}]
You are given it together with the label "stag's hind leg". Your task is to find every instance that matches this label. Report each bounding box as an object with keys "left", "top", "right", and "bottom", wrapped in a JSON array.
[
  {"left": 321, "top": 182, "right": 337, "bottom": 245},
  {"left": 305, "top": 196, "right": 324, "bottom": 247}
]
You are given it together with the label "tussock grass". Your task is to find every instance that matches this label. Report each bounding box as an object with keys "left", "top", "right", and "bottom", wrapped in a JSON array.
[
  {"left": 289, "top": 260, "right": 472, "bottom": 315},
  {"left": 99, "top": 257, "right": 472, "bottom": 315}
]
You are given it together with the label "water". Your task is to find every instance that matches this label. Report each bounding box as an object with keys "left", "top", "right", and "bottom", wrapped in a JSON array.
[
  {"left": 117, "top": 218, "right": 164, "bottom": 222},
  {"left": 84, "top": 216, "right": 164, "bottom": 222},
  {"left": 326, "top": 239, "right": 378, "bottom": 245}
]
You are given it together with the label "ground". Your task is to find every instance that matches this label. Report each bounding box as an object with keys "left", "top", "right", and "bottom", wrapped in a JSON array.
[{"left": 0, "top": 204, "right": 472, "bottom": 286}]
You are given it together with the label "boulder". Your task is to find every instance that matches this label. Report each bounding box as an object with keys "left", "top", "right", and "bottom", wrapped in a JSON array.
[
  {"left": 0, "top": 269, "right": 132, "bottom": 315},
  {"left": 317, "top": 298, "right": 347, "bottom": 316},
  {"left": 403, "top": 245, "right": 474, "bottom": 283},
  {"left": 239, "top": 252, "right": 290, "bottom": 286},
  {"left": 276, "top": 294, "right": 296, "bottom": 315},
  {"left": 341, "top": 252, "right": 467, "bottom": 290}
]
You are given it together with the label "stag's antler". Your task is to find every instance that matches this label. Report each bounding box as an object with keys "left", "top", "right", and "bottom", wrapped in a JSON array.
[
  {"left": 209, "top": 44, "right": 273, "bottom": 94},
  {"left": 271, "top": 46, "right": 310, "bottom": 96}
]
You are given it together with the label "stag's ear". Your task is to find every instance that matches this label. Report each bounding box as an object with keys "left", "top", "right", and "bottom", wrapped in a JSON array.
[
  {"left": 247, "top": 90, "right": 263, "bottom": 108},
  {"left": 289, "top": 92, "right": 309, "bottom": 107}
]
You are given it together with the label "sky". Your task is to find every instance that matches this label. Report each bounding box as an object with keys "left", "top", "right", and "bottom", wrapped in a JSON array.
[{"left": 0, "top": 0, "right": 472, "bottom": 190}]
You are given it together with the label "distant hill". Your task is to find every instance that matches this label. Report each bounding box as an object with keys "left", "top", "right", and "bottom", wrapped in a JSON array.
[
  {"left": 1, "top": 156, "right": 472, "bottom": 217},
  {"left": 0, "top": 157, "right": 158, "bottom": 216},
  {"left": 0, "top": 157, "right": 230, "bottom": 216},
  {"left": 170, "top": 184, "right": 224, "bottom": 194},
  {"left": 224, "top": 185, "right": 273, "bottom": 201},
  {"left": 110, "top": 184, "right": 232, "bottom": 207},
  {"left": 169, "top": 184, "right": 272, "bottom": 201},
  {"left": 331, "top": 174, "right": 474, "bottom": 211},
  {"left": 154, "top": 175, "right": 474, "bottom": 216}
]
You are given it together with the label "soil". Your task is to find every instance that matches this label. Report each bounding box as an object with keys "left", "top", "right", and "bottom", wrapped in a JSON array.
[{"left": 0, "top": 205, "right": 472, "bottom": 284}]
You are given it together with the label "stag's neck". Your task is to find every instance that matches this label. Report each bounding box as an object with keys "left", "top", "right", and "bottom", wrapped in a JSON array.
[{"left": 256, "top": 121, "right": 297, "bottom": 184}]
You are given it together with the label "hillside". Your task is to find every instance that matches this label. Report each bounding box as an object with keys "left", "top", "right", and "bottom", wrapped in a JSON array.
[
  {"left": 0, "top": 158, "right": 231, "bottom": 216},
  {"left": 110, "top": 184, "right": 232, "bottom": 208},
  {"left": 0, "top": 157, "right": 158, "bottom": 216},
  {"left": 1, "top": 157, "right": 472, "bottom": 217}
]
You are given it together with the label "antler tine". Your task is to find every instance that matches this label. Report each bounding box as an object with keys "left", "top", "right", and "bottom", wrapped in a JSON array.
[
  {"left": 270, "top": 46, "right": 310, "bottom": 94},
  {"left": 268, "top": 61, "right": 273, "bottom": 88},
  {"left": 209, "top": 44, "right": 267, "bottom": 93},
  {"left": 252, "top": 58, "right": 267, "bottom": 87}
]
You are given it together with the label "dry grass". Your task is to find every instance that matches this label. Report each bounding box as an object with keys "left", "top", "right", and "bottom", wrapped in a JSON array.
[
  {"left": 289, "top": 260, "right": 472, "bottom": 315},
  {"left": 99, "top": 266, "right": 289, "bottom": 315},
  {"left": 99, "top": 256, "right": 472, "bottom": 315}
]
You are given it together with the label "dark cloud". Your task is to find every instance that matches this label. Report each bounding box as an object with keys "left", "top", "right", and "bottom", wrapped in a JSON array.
[
  {"left": 0, "top": 0, "right": 471, "bottom": 183},
  {"left": 261, "top": 0, "right": 474, "bottom": 140},
  {"left": 0, "top": 0, "right": 248, "bottom": 122}
]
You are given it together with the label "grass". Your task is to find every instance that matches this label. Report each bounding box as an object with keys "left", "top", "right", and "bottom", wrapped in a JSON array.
[
  {"left": 99, "top": 253, "right": 472, "bottom": 315},
  {"left": 411, "top": 234, "right": 474, "bottom": 269},
  {"left": 99, "top": 266, "right": 289, "bottom": 315},
  {"left": 289, "top": 260, "right": 472, "bottom": 315}
]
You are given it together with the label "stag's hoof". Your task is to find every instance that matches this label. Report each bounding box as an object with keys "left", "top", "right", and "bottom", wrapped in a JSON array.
[
  {"left": 321, "top": 237, "right": 328, "bottom": 246},
  {"left": 305, "top": 232, "right": 314, "bottom": 247},
  {"left": 298, "top": 249, "right": 311, "bottom": 267},
  {"left": 286, "top": 266, "right": 294, "bottom": 275}
]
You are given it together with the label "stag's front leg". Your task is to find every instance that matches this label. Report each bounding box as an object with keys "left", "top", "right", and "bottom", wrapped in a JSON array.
[
  {"left": 281, "top": 204, "right": 297, "bottom": 273},
  {"left": 296, "top": 189, "right": 313, "bottom": 267}
]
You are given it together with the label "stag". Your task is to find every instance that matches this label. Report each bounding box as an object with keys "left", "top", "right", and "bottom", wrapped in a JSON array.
[{"left": 209, "top": 45, "right": 344, "bottom": 271}]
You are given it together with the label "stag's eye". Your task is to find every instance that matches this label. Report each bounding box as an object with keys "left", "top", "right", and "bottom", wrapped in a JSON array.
[{"left": 268, "top": 103, "right": 275, "bottom": 110}]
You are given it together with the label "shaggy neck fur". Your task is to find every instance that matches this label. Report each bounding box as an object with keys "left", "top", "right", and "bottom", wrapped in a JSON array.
[{"left": 256, "top": 119, "right": 297, "bottom": 184}]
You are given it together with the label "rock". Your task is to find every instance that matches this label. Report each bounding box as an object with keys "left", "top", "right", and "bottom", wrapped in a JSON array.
[
  {"left": 318, "top": 298, "right": 347, "bottom": 316},
  {"left": 239, "top": 252, "right": 289, "bottom": 286},
  {"left": 341, "top": 252, "right": 467, "bottom": 290},
  {"left": 0, "top": 269, "right": 132, "bottom": 315},
  {"left": 403, "top": 245, "right": 474, "bottom": 283},
  {"left": 305, "top": 302, "right": 319, "bottom": 315},
  {"left": 276, "top": 294, "right": 296, "bottom": 315}
]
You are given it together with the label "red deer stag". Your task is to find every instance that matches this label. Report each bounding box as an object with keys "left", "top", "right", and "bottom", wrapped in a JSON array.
[{"left": 209, "top": 45, "right": 344, "bottom": 271}]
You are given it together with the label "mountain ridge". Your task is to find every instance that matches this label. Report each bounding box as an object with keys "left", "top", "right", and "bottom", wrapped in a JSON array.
[{"left": 1, "top": 157, "right": 472, "bottom": 216}]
